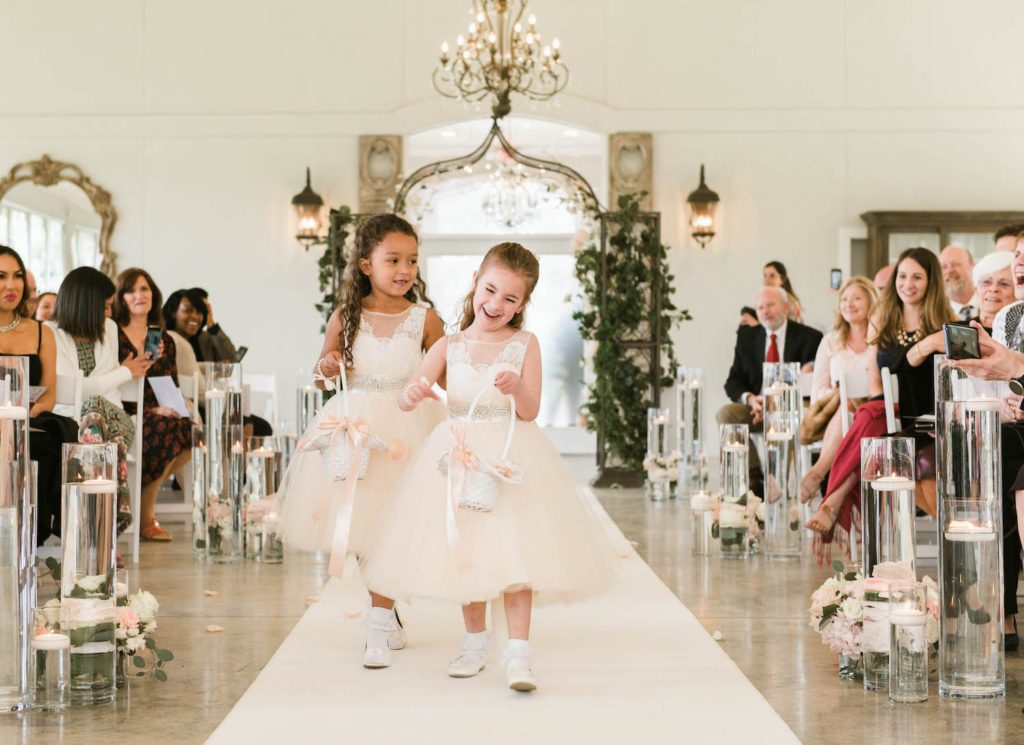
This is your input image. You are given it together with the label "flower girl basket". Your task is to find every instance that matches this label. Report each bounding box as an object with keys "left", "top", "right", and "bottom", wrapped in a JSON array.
[
  {"left": 438, "top": 388, "right": 524, "bottom": 513},
  {"left": 300, "top": 363, "right": 387, "bottom": 482}
]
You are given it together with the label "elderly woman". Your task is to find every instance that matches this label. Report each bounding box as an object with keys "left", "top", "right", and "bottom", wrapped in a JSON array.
[{"left": 973, "top": 251, "right": 1015, "bottom": 332}]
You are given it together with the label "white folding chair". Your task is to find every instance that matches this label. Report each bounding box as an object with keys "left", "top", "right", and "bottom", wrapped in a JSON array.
[
  {"left": 880, "top": 367, "right": 900, "bottom": 435},
  {"left": 118, "top": 377, "right": 145, "bottom": 565},
  {"left": 158, "top": 373, "right": 199, "bottom": 520},
  {"left": 55, "top": 372, "right": 84, "bottom": 424},
  {"left": 243, "top": 372, "right": 278, "bottom": 427}
]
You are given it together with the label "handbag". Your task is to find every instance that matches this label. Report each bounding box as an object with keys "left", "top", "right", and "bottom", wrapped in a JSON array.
[
  {"left": 299, "top": 363, "right": 386, "bottom": 481},
  {"left": 438, "top": 388, "right": 524, "bottom": 512},
  {"left": 800, "top": 387, "right": 840, "bottom": 445}
]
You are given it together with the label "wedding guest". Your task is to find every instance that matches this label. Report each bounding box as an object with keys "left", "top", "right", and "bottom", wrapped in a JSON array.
[
  {"left": 23, "top": 269, "right": 38, "bottom": 318},
  {"left": 995, "top": 224, "right": 1024, "bottom": 253},
  {"left": 189, "top": 287, "right": 237, "bottom": 363},
  {"left": 738, "top": 306, "right": 759, "bottom": 328},
  {"left": 973, "top": 251, "right": 1015, "bottom": 331},
  {"left": 762, "top": 261, "right": 803, "bottom": 323},
  {"left": 806, "top": 248, "right": 954, "bottom": 554},
  {"left": 799, "top": 278, "right": 879, "bottom": 494},
  {"left": 718, "top": 286, "right": 822, "bottom": 494},
  {"left": 34, "top": 292, "right": 56, "bottom": 322},
  {"left": 873, "top": 264, "right": 893, "bottom": 291},
  {"left": 940, "top": 245, "right": 978, "bottom": 320},
  {"left": 0, "top": 246, "right": 77, "bottom": 543},
  {"left": 114, "top": 268, "right": 191, "bottom": 542},
  {"left": 51, "top": 267, "right": 151, "bottom": 538}
]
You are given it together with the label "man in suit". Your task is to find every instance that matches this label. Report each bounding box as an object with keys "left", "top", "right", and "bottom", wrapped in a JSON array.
[{"left": 717, "top": 286, "right": 823, "bottom": 494}]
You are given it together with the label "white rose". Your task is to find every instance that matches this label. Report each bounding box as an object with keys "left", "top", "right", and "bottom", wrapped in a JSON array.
[
  {"left": 126, "top": 635, "right": 146, "bottom": 653},
  {"left": 840, "top": 596, "right": 863, "bottom": 623},
  {"left": 128, "top": 590, "right": 160, "bottom": 624},
  {"left": 76, "top": 574, "right": 105, "bottom": 593}
]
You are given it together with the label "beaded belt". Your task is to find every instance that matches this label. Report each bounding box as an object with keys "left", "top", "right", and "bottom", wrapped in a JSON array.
[
  {"left": 349, "top": 375, "right": 405, "bottom": 393},
  {"left": 449, "top": 404, "right": 512, "bottom": 421}
]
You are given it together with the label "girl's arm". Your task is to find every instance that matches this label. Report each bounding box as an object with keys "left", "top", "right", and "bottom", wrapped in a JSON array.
[
  {"left": 398, "top": 337, "right": 448, "bottom": 411},
  {"left": 495, "top": 334, "right": 541, "bottom": 422},
  {"left": 32, "top": 323, "right": 57, "bottom": 416},
  {"left": 422, "top": 309, "right": 447, "bottom": 390},
  {"left": 313, "top": 309, "right": 344, "bottom": 389}
]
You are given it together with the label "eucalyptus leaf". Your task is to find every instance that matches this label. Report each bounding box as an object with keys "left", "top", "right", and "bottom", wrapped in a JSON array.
[
  {"left": 133, "top": 654, "right": 146, "bottom": 668},
  {"left": 156, "top": 648, "right": 174, "bottom": 662},
  {"left": 154, "top": 668, "right": 168, "bottom": 682}
]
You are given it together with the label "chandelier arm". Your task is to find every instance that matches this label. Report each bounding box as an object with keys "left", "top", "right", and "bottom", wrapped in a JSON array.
[
  {"left": 493, "top": 123, "right": 602, "bottom": 211},
  {"left": 394, "top": 121, "right": 502, "bottom": 214}
]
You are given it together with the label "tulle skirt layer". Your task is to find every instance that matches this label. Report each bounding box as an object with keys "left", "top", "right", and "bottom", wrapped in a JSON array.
[
  {"left": 360, "top": 417, "right": 619, "bottom": 606},
  {"left": 277, "top": 391, "right": 444, "bottom": 556}
]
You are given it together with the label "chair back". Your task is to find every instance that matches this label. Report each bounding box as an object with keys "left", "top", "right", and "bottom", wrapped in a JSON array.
[
  {"left": 880, "top": 367, "right": 900, "bottom": 434},
  {"left": 55, "top": 372, "right": 84, "bottom": 424}
]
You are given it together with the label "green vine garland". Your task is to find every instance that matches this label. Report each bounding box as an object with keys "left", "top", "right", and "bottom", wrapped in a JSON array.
[
  {"left": 574, "top": 193, "right": 690, "bottom": 472},
  {"left": 314, "top": 206, "right": 355, "bottom": 330}
]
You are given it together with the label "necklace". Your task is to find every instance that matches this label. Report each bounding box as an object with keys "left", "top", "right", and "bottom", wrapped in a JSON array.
[
  {"left": 0, "top": 315, "right": 21, "bottom": 333},
  {"left": 896, "top": 327, "right": 922, "bottom": 347}
]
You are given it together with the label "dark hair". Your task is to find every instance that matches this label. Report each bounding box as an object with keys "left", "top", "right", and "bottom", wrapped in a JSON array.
[
  {"left": 53, "top": 267, "right": 116, "bottom": 341},
  {"left": 459, "top": 242, "right": 540, "bottom": 330},
  {"left": 337, "top": 214, "right": 433, "bottom": 368},
  {"left": 994, "top": 224, "right": 1024, "bottom": 242},
  {"left": 763, "top": 260, "right": 800, "bottom": 303},
  {"left": 190, "top": 287, "right": 209, "bottom": 300},
  {"left": 37, "top": 291, "right": 56, "bottom": 303},
  {"left": 0, "top": 245, "right": 29, "bottom": 318},
  {"left": 113, "top": 268, "right": 164, "bottom": 328},
  {"left": 163, "top": 288, "right": 209, "bottom": 335},
  {"left": 740, "top": 306, "right": 757, "bottom": 318}
]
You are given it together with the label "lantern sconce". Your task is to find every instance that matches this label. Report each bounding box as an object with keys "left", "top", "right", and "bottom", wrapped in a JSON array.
[
  {"left": 291, "top": 167, "right": 324, "bottom": 249},
  {"left": 686, "top": 164, "right": 719, "bottom": 248}
]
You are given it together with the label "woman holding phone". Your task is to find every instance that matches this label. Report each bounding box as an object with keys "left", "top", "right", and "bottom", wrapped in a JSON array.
[{"left": 114, "top": 268, "right": 191, "bottom": 542}]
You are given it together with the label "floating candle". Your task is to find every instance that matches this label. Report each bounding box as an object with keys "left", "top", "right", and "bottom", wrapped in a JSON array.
[
  {"left": 690, "top": 491, "right": 713, "bottom": 511},
  {"left": 0, "top": 404, "right": 28, "bottom": 419},
  {"left": 870, "top": 476, "right": 915, "bottom": 492},
  {"left": 889, "top": 609, "right": 928, "bottom": 627},
  {"left": 31, "top": 632, "right": 70, "bottom": 651},
  {"left": 766, "top": 431, "right": 793, "bottom": 442},
  {"left": 963, "top": 397, "right": 1001, "bottom": 412},
  {"left": 78, "top": 478, "right": 116, "bottom": 494},
  {"left": 205, "top": 390, "right": 225, "bottom": 401},
  {"left": 944, "top": 519, "right": 997, "bottom": 542}
]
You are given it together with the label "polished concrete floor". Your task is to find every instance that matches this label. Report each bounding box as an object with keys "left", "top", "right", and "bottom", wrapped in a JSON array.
[{"left": 3, "top": 460, "right": 1023, "bottom": 744}]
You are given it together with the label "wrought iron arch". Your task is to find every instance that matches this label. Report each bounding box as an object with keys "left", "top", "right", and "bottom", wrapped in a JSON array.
[{"left": 393, "top": 117, "right": 603, "bottom": 216}]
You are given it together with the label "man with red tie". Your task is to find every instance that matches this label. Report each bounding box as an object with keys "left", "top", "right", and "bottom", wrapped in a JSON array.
[{"left": 717, "top": 286, "right": 823, "bottom": 495}]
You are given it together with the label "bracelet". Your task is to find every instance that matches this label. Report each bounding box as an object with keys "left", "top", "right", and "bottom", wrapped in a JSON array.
[{"left": 312, "top": 357, "right": 337, "bottom": 391}]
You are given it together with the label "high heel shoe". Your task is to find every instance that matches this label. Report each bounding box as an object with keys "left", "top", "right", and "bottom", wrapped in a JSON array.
[{"left": 1004, "top": 617, "right": 1019, "bottom": 652}]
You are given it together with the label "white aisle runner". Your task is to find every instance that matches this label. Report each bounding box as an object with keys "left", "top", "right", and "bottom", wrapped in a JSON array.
[{"left": 209, "top": 491, "right": 799, "bottom": 744}]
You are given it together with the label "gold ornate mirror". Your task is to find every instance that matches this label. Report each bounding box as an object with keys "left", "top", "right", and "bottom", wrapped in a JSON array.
[{"left": 0, "top": 155, "right": 117, "bottom": 287}]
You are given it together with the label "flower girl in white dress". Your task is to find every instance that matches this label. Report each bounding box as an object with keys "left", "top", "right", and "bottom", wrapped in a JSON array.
[
  {"left": 277, "top": 214, "right": 445, "bottom": 668},
  {"left": 361, "top": 242, "right": 617, "bottom": 692}
]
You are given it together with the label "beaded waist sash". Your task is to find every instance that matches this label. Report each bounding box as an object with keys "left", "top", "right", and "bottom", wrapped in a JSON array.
[
  {"left": 349, "top": 375, "right": 405, "bottom": 393},
  {"left": 449, "top": 403, "right": 512, "bottom": 421}
]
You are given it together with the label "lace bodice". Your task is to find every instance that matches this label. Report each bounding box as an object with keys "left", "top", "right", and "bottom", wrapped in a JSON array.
[
  {"left": 446, "top": 331, "right": 529, "bottom": 418},
  {"left": 349, "top": 306, "right": 426, "bottom": 390}
]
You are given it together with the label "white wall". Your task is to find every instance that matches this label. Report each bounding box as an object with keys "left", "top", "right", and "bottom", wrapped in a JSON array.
[{"left": 1, "top": 0, "right": 1023, "bottom": 434}]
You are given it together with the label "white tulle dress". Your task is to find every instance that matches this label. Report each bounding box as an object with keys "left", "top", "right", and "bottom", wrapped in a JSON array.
[
  {"left": 360, "top": 330, "right": 618, "bottom": 606},
  {"left": 277, "top": 305, "right": 444, "bottom": 558}
]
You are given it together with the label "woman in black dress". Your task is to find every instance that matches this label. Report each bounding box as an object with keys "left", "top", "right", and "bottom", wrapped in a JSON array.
[{"left": 113, "top": 268, "right": 191, "bottom": 542}]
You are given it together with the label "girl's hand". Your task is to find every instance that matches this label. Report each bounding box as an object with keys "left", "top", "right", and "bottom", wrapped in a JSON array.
[
  {"left": 318, "top": 351, "right": 342, "bottom": 378},
  {"left": 494, "top": 371, "right": 522, "bottom": 396},
  {"left": 122, "top": 352, "right": 154, "bottom": 379},
  {"left": 401, "top": 381, "right": 439, "bottom": 409}
]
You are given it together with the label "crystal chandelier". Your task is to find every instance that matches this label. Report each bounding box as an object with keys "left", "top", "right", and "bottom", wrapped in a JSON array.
[
  {"left": 480, "top": 151, "right": 540, "bottom": 228},
  {"left": 434, "top": 0, "right": 568, "bottom": 120}
]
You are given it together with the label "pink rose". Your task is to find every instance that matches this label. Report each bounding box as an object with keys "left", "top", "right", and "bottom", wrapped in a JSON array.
[{"left": 117, "top": 606, "right": 140, "bottom": 632}]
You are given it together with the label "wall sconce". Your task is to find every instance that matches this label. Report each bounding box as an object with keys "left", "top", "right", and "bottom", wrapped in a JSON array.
[
  {"left": 291, "top": 167, "right": 324, "bottom": 249},
  {"left": 686, "top": 164, "right": 719, "bottom": 248}
]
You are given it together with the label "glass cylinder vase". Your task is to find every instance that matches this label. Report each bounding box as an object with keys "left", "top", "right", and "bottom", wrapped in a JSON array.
[
  {"left": 862, "top": 577, "right": 891, "bottom": 692},
  {"left": 296, "top": 378, "right": 322, "bottom": 437},
  {"left": 244, "top": 436, "right": 283, "bottom": 563},
  {"left": 61, "top": 442, "right": 118, "bottom": 706},
  {"left": 204, "top": 364, "right": 243, "bottom": 565},
  {"left": 0, "top": 357, "right": 32, "bottom": 712},
  {"left": 719, "top": 423, "right": 749, "bottom": 501},
  {"left": 644, "top": 407, "right": 673, "bottom": 501},
  {"left": 718, "top": 501, "right": 749, "bottom": 559},
  {"left": 938, "top": 369, "right": 1004, "bottom": 700},
  {"left": 675, "top": 367, "right": 705, "bottom": 498},
  {"left": 190, "top": 425, "right": 207, "bottom": 561},
  {"left": 29, "top": 604, "right": 69, "bottom": 711},
  {"left": 889, "top": 582, "right": 929, "bottom": 704},
  {"left": 690, "top": 491, "right": 718, "bottom": 556},
  {"left": 860, "top": 437, "right": 917, "bottom": 578},
  {"left": 762, "top": 411, "right": 801, "bottom": 560}
]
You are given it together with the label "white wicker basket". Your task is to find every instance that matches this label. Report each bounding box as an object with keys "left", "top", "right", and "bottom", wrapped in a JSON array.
[{"left": 438, "top": 389, "right": 522, "bottom": 512}]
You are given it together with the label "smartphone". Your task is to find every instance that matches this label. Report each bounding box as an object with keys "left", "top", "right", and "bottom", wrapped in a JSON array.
[
  {"left": 829, "top": 268, "right": 842, "bottom": 290},
  {"left": 943, "top": 322, "right": 980, "bottom": 360},
  {"left": 233, "top": 346, "right": 248, "bottom": 363},
  {"left": 144, "top": 326, "right": 162, "bottom": 359}
]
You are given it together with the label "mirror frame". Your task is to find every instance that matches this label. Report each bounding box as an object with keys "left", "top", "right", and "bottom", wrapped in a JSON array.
[{"left": 0, "top": 154, "right": 117, "bottom": 275}]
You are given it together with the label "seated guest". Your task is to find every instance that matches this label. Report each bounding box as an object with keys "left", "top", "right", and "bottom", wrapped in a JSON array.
[
  {"left": 994, "top": 224, "right": 1024, "bottom": 253},
  {"left": 873, "top": 264, "right": 893, "bottom": 291},
  {"left": 762, "top": 261, "right": 803, "bottom": 323},
  {"left": 940, "top": 245, "right": 978, "bottom": 320},
  {"left": 23, "top": 269, "right": 38, "bottom": 318},
  {"left": 973, "top": 251, "right": 1015, "bottom": 331},
  {"left": 114, "top": 268, "right": 191, "bottom": 542},
  {"left": 34, "top": 292, "right": 56, "bottom": 322},
  {"left": 189, "top": 288, "right": 237, "bottom": 363},
  {"left": 51, "top": 267, "right": 152, "bottom": 537},
  {"left": 0, "top": 247, "right": 77, "bottom": 543},
  {"left": 738, "top": 306, "right": 759, "bottom": 329},
  {"left": 717, "top": 286, "right": 822, "bottom": 493},
  {"left": 807, "top": 248, "right": 953, "bottom": 552},
  {"left": 799, "top": 278, "right": 878, "bottom": 495}
]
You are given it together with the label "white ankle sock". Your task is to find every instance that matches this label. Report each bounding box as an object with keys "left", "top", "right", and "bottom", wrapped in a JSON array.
[
  {"left": 366, "top": 607, "right": 396, "bottom": 648},
  {"left": 506, "top": 639, "right": 531, "bottom": 657},
  {"left": 462, "top": 630, "right": 488, "bottom": 650}
]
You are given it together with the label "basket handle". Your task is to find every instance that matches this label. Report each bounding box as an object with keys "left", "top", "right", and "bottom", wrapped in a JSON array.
[
  {"left": 465, "top": 387, "right": 516, "bottom": 462},
  {"left": 334, "top": 364, "right": 351, "bottom": 418}
]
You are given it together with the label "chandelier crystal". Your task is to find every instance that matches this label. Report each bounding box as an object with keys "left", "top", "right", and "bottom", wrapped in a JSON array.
[
  {"left": 434, "top": 0, "right": 568, "bottom": 119},
  {"left": 480, "top": 150, "right": 541, "bottom": 229}
]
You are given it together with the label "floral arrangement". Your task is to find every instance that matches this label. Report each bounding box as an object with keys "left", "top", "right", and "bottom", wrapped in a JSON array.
[
  {"left": 116, "top": 583, "right": 174, "bottom": 682},
  {"left": 643, "top": 450, "right": 681, "bottom": 485},
  {"left": 709, "top": 491, "right": 761, "bottom": 549},
  {"left": 206, "top": 490, "right": 235, "bottom": 553}
]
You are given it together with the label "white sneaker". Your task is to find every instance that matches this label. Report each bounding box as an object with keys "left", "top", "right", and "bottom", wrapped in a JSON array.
[
  {"left": 447, "top": 633, "right": 489, "bottom": 678},
  {"left": 503, "top": 646, "right": 537, "bottom": 692},
  {"left": 363, "top": 607, "right": 403, "bottom": 669}
]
